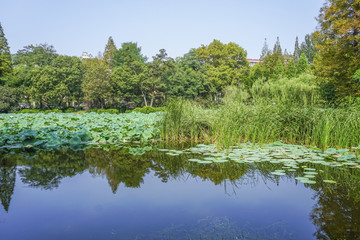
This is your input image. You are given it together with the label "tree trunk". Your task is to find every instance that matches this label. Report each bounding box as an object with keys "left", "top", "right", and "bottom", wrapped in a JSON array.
[{"left": 141, "top": 89, "right": 148, "bottom": 106}]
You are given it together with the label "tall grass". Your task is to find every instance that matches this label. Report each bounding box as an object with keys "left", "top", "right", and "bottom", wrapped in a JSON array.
[{"left": 161, "top": 74, "right": 360, "bottom": 149}]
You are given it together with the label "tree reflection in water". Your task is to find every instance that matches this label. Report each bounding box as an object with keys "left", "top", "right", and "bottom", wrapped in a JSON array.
[{"left": 1, "top": 147, "right": 360, "bottom": 238}]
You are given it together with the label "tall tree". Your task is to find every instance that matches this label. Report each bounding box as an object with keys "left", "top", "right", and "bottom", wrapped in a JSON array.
[
  {"left": 195, "top": 40, "right": 249, "bottom": 96},
  {"left": 103, "top": 36, "right": 117, "bottom": 68},
  {"left": 285, "top": 57, "right": 297, "bottom": 78},
  {"left": 82, "top": 58, "right": 114, "bottom": 108},
  {"left": 113, "top": 42, "right": 147, "bottom": 67},
  {"left": 299, "top": 34, "right": 316, "bottom": 64},
  {"left": 312, "top": 0, "right": 360, "bottom": 100},
  {"left": 13, "top": 43, "right": 57, "bottom": 67},
  {"left": 0, "top": 165, "right": 16, "bottom": 212},
  {"left": 143, "top": 49, "right": 176, "bottom": 106},
  {"left": 273, "top": 59, "right": 284, "bottom": 79},
  {"left": 273, "top": 36, "right": 282, "bottom": 56},
  {"left": 296, "top": 53, "right": 309, "bottom": 75},
  {"left": 293, "top": 36, "right": 300, "bottom": 62},
  {"left": 0, "top": 22, "right": 12, "bottom": 81},
  {"left": 261, "top": 37, "right": 284, "bottom": 77},
  {"left": 260, "top": 38, "right": 270, "bottom": 60}
]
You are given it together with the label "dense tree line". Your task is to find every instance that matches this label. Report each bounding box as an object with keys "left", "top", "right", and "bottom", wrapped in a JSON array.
[{"left": 0, "top": 0, "right": 359, "bottom": 112}]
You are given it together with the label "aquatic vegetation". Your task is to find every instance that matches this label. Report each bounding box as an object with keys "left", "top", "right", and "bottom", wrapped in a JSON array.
[
  {"left": 0, "top": 112, "right": 162, "bottom": 151},
  {"left": 161, "top": 98, "right": 360, "bottom": 150},
  {"left": 158, "top": 141, "right": 360, "bottom": 185}
]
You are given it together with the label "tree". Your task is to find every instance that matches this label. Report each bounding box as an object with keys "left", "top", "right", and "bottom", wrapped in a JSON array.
[
  {"left": 103, "top": 36, "right": 117, "bottom": 68},
  {"left": 0, "top": 165, "right": 16, "bottom": 212},
  {"left": 13, "top": 43, "right": 57, "bottom": 67},
  {"left": 113, "top": 42, "right": 147, "bottom": 67},
  {"left": 82, "top": 58, "right": 114, "bottom": 108},
  {"left": 293, "top": 36, "right": 300, "bottom": 62},
  {"left": 273, "top": 59, "right": 284, "bottom": 79},
  {"left": 296, "top": 53, "right": 309, "bottom": 75},
  {"left": 195, "top": 40, "right": 249, "bottom": 96},
  {"left": 261, "top": 37, "right": 284, "bottom": 78},
  {"left": 0, "top": 22, "right": 12, "bottom": 81},
  {"left": 312, "top": 0, "right": 360, "bottom": 100},
  {"left": 52, "top": 56, "right": 85, "bottom": 107},
  {"left": 260, "top": 38, "right": 270, "bottom": 60},
  {"left": 299, "top": 34, "right": 316, "bottom": 64},
  {"left": 285, "top": 57, "right": 297, "bottom": 78},
  {"left": 111, "top": 62, "right": 147, "bottom": 108},
  {"left": 143, "top": 49, "right": 176, "bottom": 106},
  {"left": 0, "top": 85, "right": 19, "bottom": 112}
]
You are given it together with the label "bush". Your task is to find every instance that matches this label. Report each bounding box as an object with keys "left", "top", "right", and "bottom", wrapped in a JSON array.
[
  {"left": 96, "top": 109, "right": 119, "bottom": 114},
  {"left": 65, "top": 108, "right": 75, "bottom": 113},
  {"left": 17, "top": 109, "right": 42, "bottom": 113},
  {"left": 44, "top": 109, "right": 63, "bottom": 114},
  {"left": 127, "top": 106, "right": 166, "bottom": 114}
]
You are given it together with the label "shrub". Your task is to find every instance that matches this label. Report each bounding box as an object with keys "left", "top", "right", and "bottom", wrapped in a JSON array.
[
  {"left": 44, "top": 109, "right": 63, "bottom": 114},
  {"left": 127, "top": 106, "right": 166, "bottom": 114},
  {"left": 17, "top": 109, "right": 42, "bottom": 113},
  {"left": 65, "top": 108, "right": 75, "bottom": 113}
]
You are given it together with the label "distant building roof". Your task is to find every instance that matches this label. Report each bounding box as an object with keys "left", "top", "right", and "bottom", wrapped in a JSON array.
[{"left": 247, "top": 59, "right": 262, "bottom": 66}]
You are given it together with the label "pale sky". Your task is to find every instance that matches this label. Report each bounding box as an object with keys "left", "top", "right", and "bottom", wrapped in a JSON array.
[{"left": 1, "top": 0, "right": 324, "bottom": 60}]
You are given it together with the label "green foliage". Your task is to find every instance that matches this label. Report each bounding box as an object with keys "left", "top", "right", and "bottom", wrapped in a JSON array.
[
  {"left": 65, "top": 108, "right": 75, "bottom": 113},
  {"left": 96, "top": 109, "right": 119, "bottom": 114},
  {"left": 13, "top": 43, "right": 57, "bottom": 67},
  {"left": 0, "top": 22, "right": 12, "bottom": 80},
  {"left": 299, "top": 34, "right": 316, "bottom": 64},
  {"left": 161, "top": 95, "right": 360, "bottom": 150},
  {"left": 296, "top": 53, "right": 308, "bottom": 75},
  {"left": 44, "top": 109, "right": 62, "bottom": 114},
  {"left": 285, "top": 58, "right": 296, "bottom": 78},
  {"left": 0, "top": 112, "right": 162, "bottom": 151},
  {"left": 102, "top": 36, "right": 117, "bottom": 68},
  {"left": 82, "top": 58, "right": 114, "bottom": 108},
  {"left": 113, "top": 42, "right": 147, "bottom": 67},
  {"left": 251, "top": 73, "right": 320, "bottom": 106},
  {"left": 126, "top": 106, "right": 165, "bottom": 114},
  {"left": 312, "top": 0, "right": 360, "bottom": 101},
  {"left": 293, "top": 36, "right": 300, "bottom": 62},
  {"left": 17, "top": 109, "right": 43, "bottom": 113},
  {"left": 143, "top": 49, "right": 176, "bottom": 106},
  {"left": 195, "top": 40, "right": 250, "bottom": 94},
  {"left": 273, "top": 59, "right": 284, "bottom": 79},
  {"left": 0, "top": 86, "right": 19, "bottom": 113}
]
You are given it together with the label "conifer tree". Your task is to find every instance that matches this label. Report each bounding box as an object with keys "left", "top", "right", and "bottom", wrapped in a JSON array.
[
  {"left": 299, "top": 34, "right": 315, "bottom": 64},
  {"left": 260, "top": 38, "right": 270, "bottom": 60},
  {"left": 103, "top": 36, "right": 117, "bottom": 68},
  {"left": 293, "top": 36, "right": 300, "bottom": 62},
  {"left": 0, "top": 22, "right": 12, "bottom": 80},
  {"left": 296, "top": 53, "right": 308, "bottom": 75},
  {"left": 273, "top": 37, "right": 282, "bottom": 56},
  {"left": 285, "top": 57, "right": 296, "bottom": 78},
  {"left": 273, "top": 59, "right": 284, "bottom": 79}
]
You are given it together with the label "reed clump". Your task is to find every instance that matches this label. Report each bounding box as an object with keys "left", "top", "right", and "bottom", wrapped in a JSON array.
[{"left": 161, "top": 74, "right": 360, "bottom": 149}]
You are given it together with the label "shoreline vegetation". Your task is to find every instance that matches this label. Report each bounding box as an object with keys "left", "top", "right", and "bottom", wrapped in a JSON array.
[
  {"left": 161, "top": 74, "right": 360, "bottom": 151},
  {"left": 1, "top": 73, "right": 360, "bottom": 153}
]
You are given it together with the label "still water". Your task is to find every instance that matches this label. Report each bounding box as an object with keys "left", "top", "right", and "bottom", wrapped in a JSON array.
[{"left": 0, "top": 147, "right": 359, "bottom": 240}]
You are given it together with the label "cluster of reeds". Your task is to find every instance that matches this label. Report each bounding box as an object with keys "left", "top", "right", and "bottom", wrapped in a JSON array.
[{"left": 160, "top": 74, "right": 360, "bottom": 150}]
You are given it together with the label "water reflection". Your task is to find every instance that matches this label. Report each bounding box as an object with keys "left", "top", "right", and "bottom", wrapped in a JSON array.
[{"left": 0, "top": 147, "right": 360, "bottom": 239}]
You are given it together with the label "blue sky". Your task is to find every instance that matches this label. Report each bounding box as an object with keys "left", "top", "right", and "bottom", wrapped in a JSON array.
[{"left": 1, "top": 0, "right": 324, "bottom": 59}]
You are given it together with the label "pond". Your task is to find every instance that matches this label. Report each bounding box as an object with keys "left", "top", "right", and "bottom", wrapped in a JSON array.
[{"left": 0, "top": 144, "right": 359, "bottom": 240}]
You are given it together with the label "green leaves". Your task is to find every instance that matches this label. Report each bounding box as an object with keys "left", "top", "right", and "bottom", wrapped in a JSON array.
[{"left": 0, "top": 112, "right": 162, "bottom": 151}]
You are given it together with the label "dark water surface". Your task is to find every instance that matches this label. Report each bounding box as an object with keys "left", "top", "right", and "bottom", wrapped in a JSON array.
[{"left": 0, "top": 147, "right": 359, "bottom": 240}]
